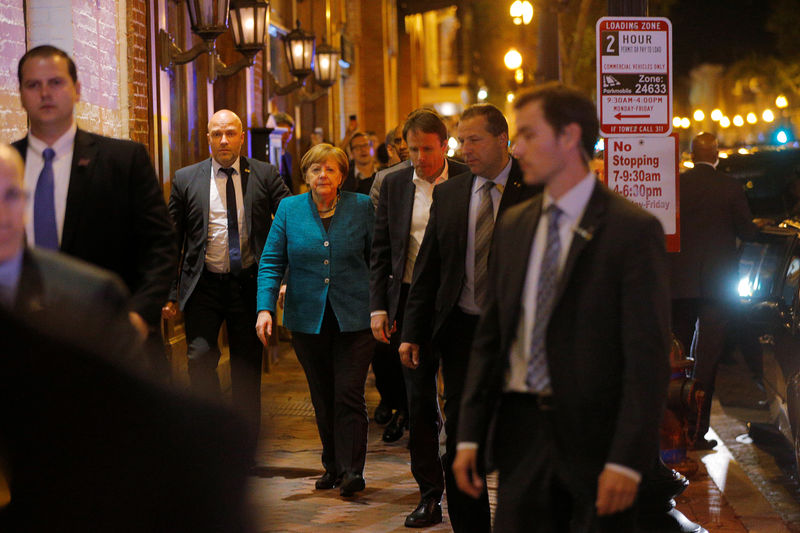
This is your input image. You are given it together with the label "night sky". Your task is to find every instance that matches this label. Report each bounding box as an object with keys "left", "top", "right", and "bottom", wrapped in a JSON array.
[{"left": 664, "top": 0, "right": 778, "bottom": 76}]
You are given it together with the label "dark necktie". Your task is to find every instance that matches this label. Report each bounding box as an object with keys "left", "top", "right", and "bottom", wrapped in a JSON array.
[
  {"left": 220, "top": 167, "right": 242, "bottom": 274},
  {"left": 34, "top": 147, "right": 58, "bottom": 250},
  {"left": 474, "top": 181, "right": 495, "bottom": 309},
  {"left": 526, "top": 204, "right": 563, "bottom": 391}
]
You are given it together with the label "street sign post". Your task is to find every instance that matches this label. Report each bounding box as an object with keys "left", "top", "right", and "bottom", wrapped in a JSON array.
[
  {"left": 604, "top": 134, "right": 680, "bottom": 252},
  {"left": 596, "top": 17, "right": 672, "bottom": 137}
]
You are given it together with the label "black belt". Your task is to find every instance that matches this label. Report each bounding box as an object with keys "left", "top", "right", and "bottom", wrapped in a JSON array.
[
  {"left": 503, "top": 391, "right": 555, "bottom": 411},
  {"left": 202, "top": 265, "right": 256, "bottom": 281}
]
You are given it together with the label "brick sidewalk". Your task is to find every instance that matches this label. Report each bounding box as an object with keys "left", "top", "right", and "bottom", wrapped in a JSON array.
[{"left": 246, "top": 344, "right": 787, "bottom": 532}]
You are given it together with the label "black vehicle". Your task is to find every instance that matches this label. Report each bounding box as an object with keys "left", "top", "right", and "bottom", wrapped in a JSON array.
[{"left": 730, "top": 145, "right": 800, "bottom": 475}]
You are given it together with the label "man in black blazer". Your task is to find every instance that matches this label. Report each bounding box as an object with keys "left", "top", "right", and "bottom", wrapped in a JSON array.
[
  {"left": 370, "top": 109, "right": 469, "bottom": 527},
  {"left": 163, "top": 109, "right": 290, "bottom": 446},
  {"left": 399, "top": 103, "right": 538, "bottom": 532},
  {"left": 669, "top": 132, "right": 759, "bottom": 449},
  {"left": 452, "top": 85, "right": 671, "bottom": 532},
  {"left": 12, "top": 45, "right": 176, "bottom": 350},
  {"left": 0, "top": 142, "right": 136, "bottom": 363}
]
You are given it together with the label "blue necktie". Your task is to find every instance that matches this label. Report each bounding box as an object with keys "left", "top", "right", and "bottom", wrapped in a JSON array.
[
  {"left": 220, "top": 167, "right": 242, "bottom": 275},
  {"left": 526, "top": 204, "right": 563, "bottom": 391},
  {"left": 34, "top": 147, "right": 59, "bottom": 250}
]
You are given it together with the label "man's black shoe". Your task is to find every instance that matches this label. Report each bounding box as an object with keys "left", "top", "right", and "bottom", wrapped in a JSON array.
[
  {"left": 691, "top": 437, "right": 718, "bottom": 451},
  {"left": 382, "top": 410, "right": 409, "bottom": 442},
  {"left": 315, "top": 471, "right": 339, "bottom": 490},
  {"left": 339, "top": 472, "right": 365, "bottom": 497},
  {"left": 404, "top": 498, "right": 443, "bottom": 528},
  {"left": 374, "top": 402, "right": 393, "bottom": 425}
]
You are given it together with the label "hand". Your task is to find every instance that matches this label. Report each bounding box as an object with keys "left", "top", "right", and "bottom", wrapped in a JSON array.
[
  {"left": 595, "top": 467, "right": 640, "bottom": 516},
  {"left": 255, "top": 310, "right": 273, "bottom": 346},
  {"left": 128, "top": 311, "right": 149, "bottom": 342},
  {"left": 371, "top": 314, "right": 392, "bottom": 343},
  {"left": 161, "top": 301, "right": 178, "bottom": 320},
  {"left": 398, "top": 342, "right": 420, "bottom": 369},
  {"left": 277, "top": 284, "right": 287, "bottom": 309},
  {"left": 452, "top": 448, "right": 483, "bottom": 499}
]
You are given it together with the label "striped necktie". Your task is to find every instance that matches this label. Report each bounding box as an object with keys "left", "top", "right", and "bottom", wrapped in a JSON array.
[{"left": 474, "top": 180, "right": 495, "bottom": 309}]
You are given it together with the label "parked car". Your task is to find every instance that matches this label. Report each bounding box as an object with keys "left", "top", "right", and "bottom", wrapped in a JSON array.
[{"left": 731, "top": 146, "right": 800, "bottom": 475}]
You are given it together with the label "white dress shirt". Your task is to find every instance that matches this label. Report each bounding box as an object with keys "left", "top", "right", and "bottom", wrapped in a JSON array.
[
  {"left": 24, "top": 123, "right": 77, "bottom": 247},
  {"left": 205, "top": 157, "right": 254, "bottom": 273},
  {"left": 458, "top": 159, "right": 511, "bottom": 315},
  {"left": 402, "top": 160, "right": 449, "bottom": 284},
  {"left": 459, "top": 172, "right": 641, "bottom": 482},
  {"left": 504, "top": 172, "right": 596, "bottom": 393},
  {"left": 371, "top": 160, "right": 449, "bottom": 318}
]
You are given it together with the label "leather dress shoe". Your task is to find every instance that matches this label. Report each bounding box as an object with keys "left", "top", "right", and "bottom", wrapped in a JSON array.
[
  {"left": 404, "top": 498, "right": 443, "bottom": 528},
  {"left": 691, "top": 437, "right": 718, "bottom": 451},
  {"left": 382, "top": 410, "right": 409, "bottom": 443},
  {"left": 374, "top": 402, "right": 393, "bottom": 425},
  {"left": 315, "top": 471, "right": 340, "bottom": 490},
  {"left": 339, "top": 472, "right": 365, "bottom": 497}
]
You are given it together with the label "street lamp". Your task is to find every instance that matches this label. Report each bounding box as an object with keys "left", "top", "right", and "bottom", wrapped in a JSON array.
[
  {"left": 313, "top": 39, "right": 341, "bottom": 89},
  {"left": 159, "top": 0, "right": 231, "bottom": 72},
  {"left": 776, "top": 95, "right": 789, "bottom": 109},
  {"left": 283, "top": 20, "right": 316, "bottom": 80},
  {"left": 510, "top": 1, "right": 533, "bottom": 25},
  {"left": 504, "top": 48, "right": 523, "bottom": 71},
  {"left": 210, "top": 0, "right": 271, "bottom": 79}
]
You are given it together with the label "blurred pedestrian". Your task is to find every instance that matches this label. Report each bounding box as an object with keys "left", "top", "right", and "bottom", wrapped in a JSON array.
[
  {"left": 273, "top": 112, "right": 295, "bottom": 193},
  {"left": 370, "top": 124, "right": 412, "bottom": 209},
  {"left": 342, "top": 131, "right": 377, "bottom": 194},
  {"left": 256, "top": 143, "right": 375, "bottom": 498},
  {"left": 453, "top": 84, "right": 671, "bottom": 532}
]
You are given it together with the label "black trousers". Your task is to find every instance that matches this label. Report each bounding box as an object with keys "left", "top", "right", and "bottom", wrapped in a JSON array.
[
  {"left": 398, "top": 283, "right": 445, "bottom": 502},
  {"left": 435, "top": 308, "right": 491, "bottom": 533},
  {"left": 493, "top": 393, "right": 636, "bottom": 533},
  {"left": 372, "top": 335, "right": 408, "bottom": 412},
  {"left": 291, "top": 301, "right": 374, "bottom": 477},
  {"left": 672, "top": 298, "right": 729, "bottom": 437},
  {"left": 183, "top": 267, "right": 262, "bottom": 449}
]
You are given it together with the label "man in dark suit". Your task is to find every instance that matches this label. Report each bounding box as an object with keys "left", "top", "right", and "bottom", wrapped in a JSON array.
[
  {"left": 12, "top": 45, "right": 176, "bottom": 351},
  {"left": 162, "top": 109, "right": 291, "bottom": 446},
  {"left": 0, "top": 142, "right": 136, "bottom": 361},
  {"left": 398, "top": 103, "right": 538, "bottom": 532},
  {"left": 370, "top": 108, "right": 469, "bottom": 527},
  {"left": 669, "top": 132, "right": 759, "bottom": 449},
  {"left": 0, "top": 310, "right": 255, "bottom": 533},
  {"left": 452, "top": 84, "right": 671, "bottom": 532}
]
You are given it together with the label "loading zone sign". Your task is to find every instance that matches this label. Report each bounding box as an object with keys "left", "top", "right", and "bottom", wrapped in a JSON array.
[{"left": 597, "top": 17, "right": 672, "bottom": 137}]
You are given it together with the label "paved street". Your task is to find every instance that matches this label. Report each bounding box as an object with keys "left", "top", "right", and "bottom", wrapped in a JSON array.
[{"left": 244, "top": 343, "right": 799, "bottom": 532}]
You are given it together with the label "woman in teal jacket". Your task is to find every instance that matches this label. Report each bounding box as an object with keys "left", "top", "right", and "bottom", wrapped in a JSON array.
[{"left": 256, "top": 144, "right": 374, "bottom": 498}]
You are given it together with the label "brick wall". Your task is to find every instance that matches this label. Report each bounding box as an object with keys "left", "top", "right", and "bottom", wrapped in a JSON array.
[
  {"left": 126, "top": 0, "right": 150, "bottom": 146},
  {"left": 0, "top": 0, "right": 27, "bottom": 144},
  {"left": 71, "top": 0, "right": 124, "bottom": 139},
  {"left": 343, "top": 0, "right": 361, "bottom": 135}
]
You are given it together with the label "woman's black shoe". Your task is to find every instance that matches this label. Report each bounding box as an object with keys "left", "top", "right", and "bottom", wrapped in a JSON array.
[
  {"left": 339, "top": 472, "right": 365, "bottom": 497},
  {"left": 315, "top": 471, "right": 339, "bottom": 490},
  {"left": 382, "top": 410, "right": 408, "bottom": 443},
  {"left": 374, "top": 401, "right": 393, "bottom": 424}
]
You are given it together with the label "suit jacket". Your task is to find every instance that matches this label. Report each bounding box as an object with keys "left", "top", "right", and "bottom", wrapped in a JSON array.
[
  {"left": 168, "top": 156, "right": 290, "bottom": 310},
  {"left": 0, "top": 310, "right": 254, "bottom": 532},
  {"left": 370, "top": 158, "right": 469, "bottom": 323},
  {"left": 342, "top": 161, "right": 375, "bottom": 195},
  {"left": 14, "top": 247, "right": 138, "bottom": 366},
  {"left": 369, "top": 159, "right": 413, "bottom": 209},
  {"left": 257, "top": 192, "right": 374, "bottom": 334},
  {"left": 401, "top": 158, "right": 539, "bottom": 343},
  {"left": 12, "top": 129, "right": 176, "bottom": 325},
  {"left": 458, "top": 182, "right": 671, "bottom": 483},
  {"left": 669, "top": 163, "right": 758, "bottom": 301}
]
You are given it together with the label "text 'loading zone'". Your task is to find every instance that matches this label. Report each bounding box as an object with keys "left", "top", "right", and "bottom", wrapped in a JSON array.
[{"left": 596, "top": 17, "right": 672, "bottom": 137}]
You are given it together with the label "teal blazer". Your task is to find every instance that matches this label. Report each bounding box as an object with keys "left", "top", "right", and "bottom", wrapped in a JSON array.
[{"left": 257, "top": 191, "right": 374, "bottom": 334}]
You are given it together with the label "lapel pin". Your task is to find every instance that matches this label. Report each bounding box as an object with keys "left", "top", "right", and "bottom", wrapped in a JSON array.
[
  {"left": 78, "top": 158, "right": 91, "bottom": 166},
  {"left": 573, "top": 225, "right": 594, "bottom": 241}
]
